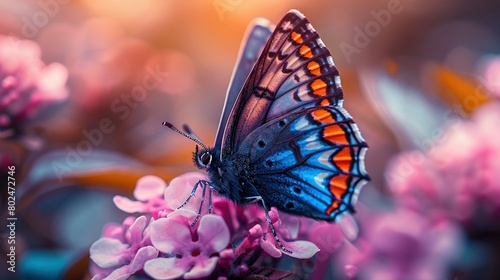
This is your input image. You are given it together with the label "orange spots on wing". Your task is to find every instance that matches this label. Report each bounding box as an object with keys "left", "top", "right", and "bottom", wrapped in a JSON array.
[
  {"left": 299, "top": 45, "right": 313, "bottom": 58},
  {"left": 325, "top": 174, "right": 349, "bottom": 215},
  {"left": 307, "top": 61, "right": 321, "bottom": 76},
  {"left": 311, "top": 79, "right": 327, "bottom": 96},
  {"left": 329, "top": 174, "right": 349, "bottom": 199},
  {"left": 332, "top": 148, "right": 352, "bottom": 173},
  {"left": 326, "top": 200, "right": 340, "bottom": 215},
  {"left": 311, "top": 109, "right": 335, "bottom": 124},
  {"left": 291, "top": 31, "right": 303, "bottom": 44},
  {"left": 323, "top": 125, "right": 349, "bottom": 145},
  {"left": 320, "top": 99, "right": 330, "bottom": 106}
]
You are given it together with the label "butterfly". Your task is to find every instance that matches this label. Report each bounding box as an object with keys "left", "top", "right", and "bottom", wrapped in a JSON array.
[{"left": 164, "top": 9, "right": 369, "bottom": 252}]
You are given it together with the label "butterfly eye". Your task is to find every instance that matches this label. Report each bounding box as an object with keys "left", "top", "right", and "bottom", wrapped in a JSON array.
[{"left": 200, "top": 152, "right": 212, "bottom": 166}]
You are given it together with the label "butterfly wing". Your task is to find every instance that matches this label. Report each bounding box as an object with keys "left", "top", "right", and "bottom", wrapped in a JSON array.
[
  {"left": 239, "top": 106, "right": 368, "bottom": 221},
  {"left": 215, "top": 19, "right": 274, "bottom": 148},
  {"left": 221, "top": 10, "right": 344, "bottom": 157},
  {"left": 221, "top": 10, "right": 369, "bottom": 221}
]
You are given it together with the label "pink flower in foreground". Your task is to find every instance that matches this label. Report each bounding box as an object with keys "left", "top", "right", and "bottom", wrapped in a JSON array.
[
  {"left": 100, "top": 216, "right": 136, "bottom": 242},
  {"left": 258, "top": 207, "right": 320, "bottom": 259},
  {"left": 90, "top": 216, "right": 158, "bottom": 280},
  {"left": 339, "top": 208, "right": 463, "bottom": 280},
  {"left": 144, "top": 213, "right": 230, "bottom": 279},
  {"left": 113, "top": 175, "right": 168, "bottom": 219},
  {"left": 0, "top": 35, "right": 67, "bottom": 136},
  {"left": 163, "top": 172, "right": 212, "bottom": 216},
  {"left": 90, "top": 172, "right": 336, "bottom": 279},
  {"left": 388, "top": 102, "right": 500, "bottom": 223}
]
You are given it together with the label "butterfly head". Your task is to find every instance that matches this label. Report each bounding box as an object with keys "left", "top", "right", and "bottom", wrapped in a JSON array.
[
  {"left": 162, "top": 121, "right": 218, "bottom": 170},
  {"left": 193, "top": 145, "right": 216, "bottom": 170}
]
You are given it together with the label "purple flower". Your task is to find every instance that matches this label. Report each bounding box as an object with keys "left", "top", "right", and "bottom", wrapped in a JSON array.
[
  {"left": 0, "top": 35, "right": 68, "bottom": 136},
  {"left": 100, "top": 216, "right": 136, "bottom": 242},
  {"left": 308, "top": 221, "right": 345, "bottom": 261},
  {"left": 90, "top": 215, "right": 158, "bottom": 280},
  {"left": 258, "top": 207, "right": 320, "bottom": 259},
  {"left": 388, "top": 102, "right": 500, "bottom": 223},
  {"left": 339, "top": 208, "right": 463, "bottom": 280},
  {"left": 144, "top": 213, "right": 230, "bottom": 279},
  {"left": 163, "top": 172, "right": 212, "bottom": 215},
  {"left": 113, "top": 175, "right": 168, "bottom": 219}
]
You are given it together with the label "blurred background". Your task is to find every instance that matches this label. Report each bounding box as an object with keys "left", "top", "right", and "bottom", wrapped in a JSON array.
[{"left": 1, "top": 0, "right": 499, "bottom": 279}]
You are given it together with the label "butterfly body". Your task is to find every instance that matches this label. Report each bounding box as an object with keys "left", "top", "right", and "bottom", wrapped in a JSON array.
[{"left": 188, "top": 10, "right": 369, "bottom": 224}]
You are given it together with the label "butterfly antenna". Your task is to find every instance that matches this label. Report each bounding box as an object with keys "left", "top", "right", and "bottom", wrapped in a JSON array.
[
  {"left": 182, "top": 124, "right": 204, "bottom": 144},
  {"left": 162, "top": 121, "right": 209, "bottom": 150}
]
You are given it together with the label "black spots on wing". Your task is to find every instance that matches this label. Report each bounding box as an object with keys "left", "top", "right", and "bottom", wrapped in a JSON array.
[
  {"left": 278, "top": 119, "right": 287, "bottom": 128},
  {"left": 292, "top": 187, "right": 301, "bottom": 194},
  {"left": 282, "top": 62, "right": 293, "bottom": 74},
  {"left": 258, "top": 140, "right": 266, "bottom": 148}
]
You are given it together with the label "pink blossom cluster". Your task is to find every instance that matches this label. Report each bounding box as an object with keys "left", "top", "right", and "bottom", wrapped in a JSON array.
[
  {"left": 90, "top": 172, "right": 340, "bottom": 279},
  {"left": 340, "top": 102, "right": 500, "bottom": 279},
  {"left": 388, "top": 102, "right": 500, "bottom": 225},
  {"left": 0, "top": 35, "right": 68, "bottom": 137}
]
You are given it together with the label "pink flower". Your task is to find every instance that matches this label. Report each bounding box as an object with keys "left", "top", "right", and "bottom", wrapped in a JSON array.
[
  {"left": 258, "top": 207, "right": 320, "bottom": 259},
  {"left": 90, "top": 215, "right": 158, "bottom": 280},
  {"left": 100, "top": 216, "right": 136, "bottom": 242},
  {"left": 388, "top": 102, "right": 500, "bottom": 224},
  {"left": 163, "top": 172, "right": 212, "bottom": 213},
  {"left": 339, "top": 208, "right": 463, "bottom": 280},
  {"left": 0, "top": 35, "right": 67, "bottom": 136},
  {"left": 307, "top": 221, "right": 345, "bottom": 261},
  {"left": 144, "top": 213, "right": 230, "bottom": 279},
  {"left": 113, "top": 175, "right": 168, "bottom": 219}
]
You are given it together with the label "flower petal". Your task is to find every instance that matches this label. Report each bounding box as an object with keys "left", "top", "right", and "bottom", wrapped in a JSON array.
[
  {"left": 128, "top": 246, "right": 159, "bottom": 273},
  {"left": 281, "top": 240, "right": 320, "bottom": 259},
  {"left": 144, "top": 258, "right": 187, "bottom": 280},
  {"left": 102, "top": 264, "right": 133, "bottom": 280},
  {"left": 167, "top": 208, "right": 198, "bottom": 228},
  {"left": 278, "top": 213, "right": 300, "bottom": 240},
  {"left": 102, "top": 216, "right": 136, "bottom": 240},
  {"left": 260, "top": 236, "right": 282, "bottom": 258},
  {"left": 134, "top": 175, "right": 167, "bottom": 201},
  {"left": 260, "top": 233, "right": 320, "bottom": 259},
  {"left": 183, "top": 257, "right": 219, "bottom": 279},
  {"left": 113, "top": 196, "right": 148, "bottom": 213},
  {"left": 309, "top": 223, "right": 344, "bottom": 258},
  {"left": 164, "top": 172, "right": 209, "bottom": 212},
  {"left": 90, "top": 238, "right": 129, "bottom": 268},
  {"left": 197, "top": 214, "right": 230, "bottom": 253},
  {"left": 128, "top": 216, "right": 147, "bottom": 246},
  {"left": 150, "top": 217, "right": 192, "bottom": 254}
]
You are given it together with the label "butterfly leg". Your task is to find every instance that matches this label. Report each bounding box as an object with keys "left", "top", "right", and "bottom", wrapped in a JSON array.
[
  {"left": 176, "top": 180, "right": 211, "bottom": 226},
  {"left": 208, "top": 186, "right": 213, "bottom": 214},
  {"left": 177, "top": 180, "right": 201, "bottom": 209},
  {"left": 243, "top": 196, "right": 293, "bottom": 254},
  {"left": 190, "top": 180, "right": 209, "bottom": 226}
]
